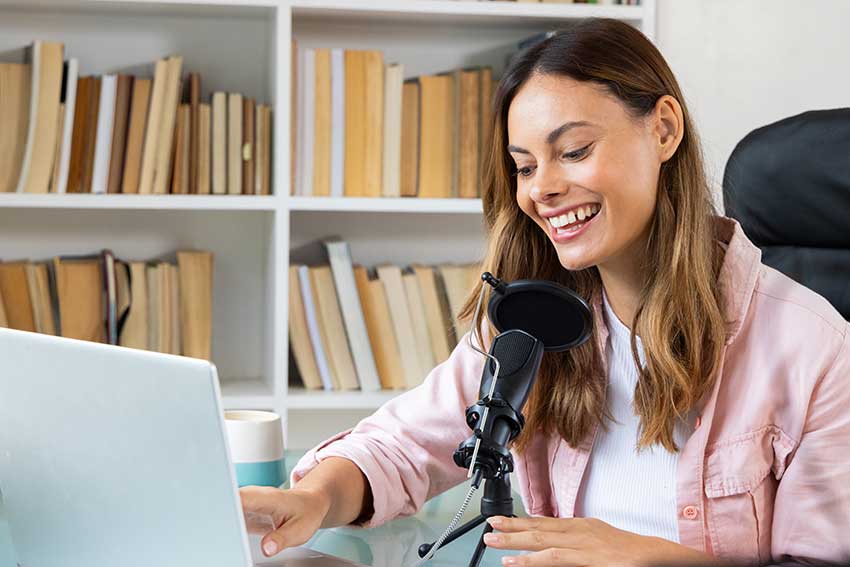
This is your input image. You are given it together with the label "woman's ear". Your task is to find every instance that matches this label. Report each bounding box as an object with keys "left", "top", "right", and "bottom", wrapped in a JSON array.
[{"left": 652, "top": 95, "right": 685, "bottom": 163}]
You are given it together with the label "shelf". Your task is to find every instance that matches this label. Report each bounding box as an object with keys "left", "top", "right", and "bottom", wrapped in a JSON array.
[
  {"left": 286, "top": 196, "right": 483, "bottom": 214},
  {"left": 221, "top": 377, "right": 276, "bottom": 410},
  {"left": 286, "top": 388, "right": 403, "bottom": 409},
  {"left": 291, "top": 0, "right": 644, "bottom": 25},
  {"left": 0, "top": 194, "right": 279, "bottom": 211}
]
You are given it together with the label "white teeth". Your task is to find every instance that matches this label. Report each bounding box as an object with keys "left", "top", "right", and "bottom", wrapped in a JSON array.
[{"left": 546, "top": 204, "right": 600, "bottom": 230}]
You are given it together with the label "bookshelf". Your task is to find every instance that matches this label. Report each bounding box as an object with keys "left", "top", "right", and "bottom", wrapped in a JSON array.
[{"left": 0, "top": 0, "right": 656, "bottom": 449}]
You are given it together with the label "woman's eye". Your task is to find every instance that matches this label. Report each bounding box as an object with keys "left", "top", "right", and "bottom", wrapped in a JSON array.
[
  {"left": 514, "top": 166, "right": 535, "bottom": 178},
  {"left": 563, "top": 145, "right": 591, "bottom": 160}
]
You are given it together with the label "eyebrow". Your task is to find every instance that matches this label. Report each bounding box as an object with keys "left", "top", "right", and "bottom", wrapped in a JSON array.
[{"left": 507, "top": 120, "right": 595, "bottom": 154}]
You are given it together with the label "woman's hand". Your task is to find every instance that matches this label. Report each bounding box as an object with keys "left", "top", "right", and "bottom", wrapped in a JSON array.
[
  {"left": 482, "top": 516, "right": 716, "bottom": 567},
  {"left": 240, "top": 486, "right": 331, "bottom": 557}
]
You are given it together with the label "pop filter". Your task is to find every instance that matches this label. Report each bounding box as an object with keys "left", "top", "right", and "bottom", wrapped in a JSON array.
[{"left": 483, "top": 273, "right": 593, "bottom": 352}]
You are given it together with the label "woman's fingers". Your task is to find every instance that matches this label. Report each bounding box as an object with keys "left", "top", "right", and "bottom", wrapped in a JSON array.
[
  {"left": 239, "top": 486, "right": 323, "bottom": 557},
  {"left": 484, "top": 529, "right": 570, "bottom": 552},
  {"left": 499, "top": 547, "right": 583, "bottom": 566},
  {"left": 488, "top": 515, "right": 582, "bottom": 533}
]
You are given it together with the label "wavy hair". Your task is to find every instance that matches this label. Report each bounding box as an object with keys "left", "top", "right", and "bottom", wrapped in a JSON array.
[{"left": 459, "top": 18, "right": 726, "bottom": 452}]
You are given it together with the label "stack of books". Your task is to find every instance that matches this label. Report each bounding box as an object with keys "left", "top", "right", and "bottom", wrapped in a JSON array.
[
  {"left": 0, "top": 250, "right": 214, "bottom": 360},
  {"left": 289, "top": 237, "right": 481, "bottom": 391},
  {"left": 0, "top": 40, "right": 272, "bottom": 196},
  {"left": 291, "top": 42, "right": 496, "bottom": 200}
]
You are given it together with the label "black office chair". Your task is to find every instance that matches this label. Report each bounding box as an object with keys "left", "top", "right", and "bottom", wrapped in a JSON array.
[{"left": 722, "top": 108, "right": 850, "bottom": 321}]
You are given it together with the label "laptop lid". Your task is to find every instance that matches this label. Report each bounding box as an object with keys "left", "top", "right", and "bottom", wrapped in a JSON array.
[{"left": 0, "top": 328, "right": 252, "bottom": 567}]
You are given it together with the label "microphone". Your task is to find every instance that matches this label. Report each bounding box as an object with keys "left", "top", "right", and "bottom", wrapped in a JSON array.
[{"left": 453, "top": 273, "right": 593, "bottom": 484}]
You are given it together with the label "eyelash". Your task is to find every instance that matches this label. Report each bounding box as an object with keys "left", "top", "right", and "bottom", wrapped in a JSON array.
[{"left": 512, "top": 145, "right": 591, "bottom": 178}]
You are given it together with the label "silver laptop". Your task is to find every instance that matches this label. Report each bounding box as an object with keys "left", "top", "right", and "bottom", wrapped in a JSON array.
[{"left": 0, "top": 328, "right": 363, "bottom": 567}]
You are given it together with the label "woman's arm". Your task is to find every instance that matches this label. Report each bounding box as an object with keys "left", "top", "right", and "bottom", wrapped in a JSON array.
[
  {"left": 293, "top": 456, "right": 373, "bottom": 528},
  {"left": 288, "top": 327, "right": 489, "bottom": 528},
  {"left": 771, "top": 324, "right": 850, "bottom": 561}
]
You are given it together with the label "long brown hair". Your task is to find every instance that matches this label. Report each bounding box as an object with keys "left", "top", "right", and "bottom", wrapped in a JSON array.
[{"left": 459, "top": 18, "right": 726, "bottom": 452}]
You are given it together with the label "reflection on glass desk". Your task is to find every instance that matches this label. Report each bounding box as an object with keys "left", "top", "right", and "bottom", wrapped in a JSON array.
[{"left": 0, "top": 450, "right": 526, "bottom": 567}]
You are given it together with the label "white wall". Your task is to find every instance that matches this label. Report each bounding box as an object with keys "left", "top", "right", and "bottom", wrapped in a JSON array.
[{"left": 655, "top": 0, "right": 850, "bottom": 209}]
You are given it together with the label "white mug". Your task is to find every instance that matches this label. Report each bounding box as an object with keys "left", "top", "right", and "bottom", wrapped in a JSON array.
[{"left": 224, "top": 410, "right": 286, "bottom": 488}]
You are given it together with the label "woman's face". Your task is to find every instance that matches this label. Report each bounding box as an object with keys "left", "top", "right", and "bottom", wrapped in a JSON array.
[{"left": 508, "top": 73, "right": 676, "bottom": 273}]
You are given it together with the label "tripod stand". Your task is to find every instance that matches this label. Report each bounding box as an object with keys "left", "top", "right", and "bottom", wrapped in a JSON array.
[{"left": 417, "top": 471, "right": 515, "bottom": 567}]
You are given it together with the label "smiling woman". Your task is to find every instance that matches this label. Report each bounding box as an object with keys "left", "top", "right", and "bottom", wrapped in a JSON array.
[{"left": 245, "top": 17, "right": 850, "bottom": 567}]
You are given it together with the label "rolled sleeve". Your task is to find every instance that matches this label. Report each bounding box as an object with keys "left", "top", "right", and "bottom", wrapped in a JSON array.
[{"left": 289, "top": 328, "right": 488, "bottom": 528}]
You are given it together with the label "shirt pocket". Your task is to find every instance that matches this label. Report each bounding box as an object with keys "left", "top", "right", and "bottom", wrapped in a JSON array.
[{"left": 703, "top": 426, "right": 794, "bottom": 564}]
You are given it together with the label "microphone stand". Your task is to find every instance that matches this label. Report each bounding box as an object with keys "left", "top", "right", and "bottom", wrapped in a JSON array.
[{"left": 417, "top": 450, "right": 516, "bottom": 567}]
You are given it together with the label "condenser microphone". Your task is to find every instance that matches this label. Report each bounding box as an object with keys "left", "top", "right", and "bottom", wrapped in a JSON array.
[{"left": 453, "top": 273, "right": 593, "bottom": 482}]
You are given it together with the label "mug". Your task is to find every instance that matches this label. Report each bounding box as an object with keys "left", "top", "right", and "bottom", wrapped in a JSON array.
[{"left": 224, "top": 410, "right": 286, "bottom": 488}]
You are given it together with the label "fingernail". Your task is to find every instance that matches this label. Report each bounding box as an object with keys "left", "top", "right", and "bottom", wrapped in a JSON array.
[
  {"left": 488, "top": 516, "right": 503, "bottom": 527},
  {"left": 483, "top": 533, "right": 500, "bottom": 545},
  {"left": 502, "top": 557, "right": 517, "bottom": 566},
  {"left": 263, "top": 541, "right": 278, "bottom": 556}
]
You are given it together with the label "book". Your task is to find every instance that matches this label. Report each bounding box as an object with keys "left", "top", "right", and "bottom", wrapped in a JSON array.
[
  {"left": 227, "top": 92, "right": 243, "bottom": 195},
  {"left": 0, "top": 262, "right": 36, "bottom": 332},
  {"left": 287, "top": 265, "right": 323, "bottom": 390},
  {"left": 197, "top": 103, "right": 211, "bottom": 195},
  {"left": 312, "top": 49, "right": 331, "bottom": 197},
  {"left": 121, "top": 77, "right": 152, "bottom": 194},
  {"left": 53, "top": 254, "right": 105, "bottom": 342},
  {"left": 362, "top": 50, "right": 384, "bottom": 198},
  {"left": 0, "top": 62, "right": 31, "bottom": 193},
  {"left": 402, "top": 269, "right": 436, "bottom": 379},
  {"left": 297, "top": 47, "right": 315, "bottom": 197},
  {"left": 91, "top": 74, "right": 117, "bottom": 194},
  {"left": 329, "top": 48, "right": 345, "bottom": 198},
  {"left": 189, "top": 72, "right": 201, "bottom": 194},
  {"left": 343, "top": 50, "right": 365, "bottom": 197},
  {"left": 106, "top": 74, "right": 132, "bottom": 194},
  {"left": 53, "top": 58, "right": 79, "bottom": 194},
  {"left": 382, "top": 62, "right": 404, "bottom": 198},
  {"left": 170, "top": 104, "right": 190, "bottom": 194},
  {"left": 254, "top": 103, "right": 265, "bottom": 197},
  {"left": 177, "top": 251, "right": 213, "bottom": 360},
  {"left": 0, "top": 288, "right": 7, "bottom": 327},
  {"left": 102, "top": 249, "right": 119, "bottom": 344},
  {"left": 48, "top": 102, "right": 65, "bottom": 193},
  {"left": 310, "top": 265, "right": 359, "bottom": 390},
  {"left": 119, "top": 261, "right": 149, "bottom": 350},
  {"left": 259, "top": 105, "right": 271, "bottom": 195},
  {"left": 323, "top": 237, "right": 381, "bottom": 392},
  {"left": 417, "top": 74, "right": 454, "bottom": 198},
  {"left": 16, "top": 40, "right": 64, "bottom": 194},
  {"left": 411, "top": 264, "right": 454, "bottom": 362},
  {"left": 400, "top": 80, "right": 419, "bottom": 198},
  {"left": 137, "top": 58, "right": 169, "bottom": 194},
  {"left": 438, "top": 262, "right": 480, "bottom": 341},
  {"left": 152, "top": 56, "right": 183, "bottom": 194},
  {"left": 297, "top": 264, "right": 334, "bottom": 390},
  {"left": 353, "top": 266, "right": 405, "bottom": 389},
  {"left": 376, "top": 264, "right": 422, "bottom": 389},
  {"left": 211, "top": 91, "right": 227, "bottom": 195},
  {"left": 242, "top": 97, "right": 256, "bottom": 195},
  {"left": 458, "top": 68, "right": 481, "bottom": 199},
  {"left": 80, "top": 76, "right": 101, "bottom": 193}
]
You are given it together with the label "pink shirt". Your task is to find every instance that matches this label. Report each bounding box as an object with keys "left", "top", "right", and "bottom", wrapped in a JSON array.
[{"left": 291, "top": 217, "right": 850, "bottom": 564}]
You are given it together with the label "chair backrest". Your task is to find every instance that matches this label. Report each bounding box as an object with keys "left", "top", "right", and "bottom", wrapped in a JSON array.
[{"left": 722, "top": 108, "right": 850, "bottom": 320}]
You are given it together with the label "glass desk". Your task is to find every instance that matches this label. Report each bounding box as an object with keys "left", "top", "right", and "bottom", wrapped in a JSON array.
[{"left": 0, "top": 450, "right": 526, "bottom": 567}]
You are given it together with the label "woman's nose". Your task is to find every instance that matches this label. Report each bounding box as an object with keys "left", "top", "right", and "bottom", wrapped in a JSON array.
[{"left": 529, "top": 163, "right": 568, "bottom": 203}]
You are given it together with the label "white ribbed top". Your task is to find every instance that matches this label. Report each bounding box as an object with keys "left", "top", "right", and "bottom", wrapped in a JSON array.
[{"left": 573, "top": 292, "right": 694, "bottom": 543}]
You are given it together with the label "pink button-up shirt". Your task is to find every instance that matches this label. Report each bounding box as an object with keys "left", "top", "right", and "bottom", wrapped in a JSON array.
[{"left": 291, "top": 217, "right": 850, "bottom": 563}]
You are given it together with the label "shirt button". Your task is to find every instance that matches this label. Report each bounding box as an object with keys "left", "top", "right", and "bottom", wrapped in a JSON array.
[{"left": 683, "top": 505, "right": 700, "bottom": 520}]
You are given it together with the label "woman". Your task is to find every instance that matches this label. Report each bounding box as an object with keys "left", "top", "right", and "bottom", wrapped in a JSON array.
[{"left": 242, "top": 18, "right": 850, "bottom": 565}]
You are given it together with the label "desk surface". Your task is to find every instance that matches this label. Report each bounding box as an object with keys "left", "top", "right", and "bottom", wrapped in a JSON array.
[{"left": 1, "top": 451, "right": 523, "bottom": 567}]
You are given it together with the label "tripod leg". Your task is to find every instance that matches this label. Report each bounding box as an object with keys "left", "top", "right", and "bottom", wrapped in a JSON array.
[
  {"left": 467, "top": 522, "right": 494, "bottom": 567},
  {"left": 417, "top": 514, "right": 488, "bottom": 558}
]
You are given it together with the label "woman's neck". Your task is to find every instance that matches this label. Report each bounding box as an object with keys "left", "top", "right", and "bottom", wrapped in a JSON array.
[{"left": 597, "top": 255, "right": 647, "bottom": 331}]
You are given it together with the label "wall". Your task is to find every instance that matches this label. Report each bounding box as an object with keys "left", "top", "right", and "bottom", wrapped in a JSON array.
[{"left": 656, "top": 0, "right": 850, "bottom": 208}]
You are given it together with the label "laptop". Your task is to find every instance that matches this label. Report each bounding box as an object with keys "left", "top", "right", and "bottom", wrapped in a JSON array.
[{"left": 0, "top": 328, "right": 364, "bottom": 567}]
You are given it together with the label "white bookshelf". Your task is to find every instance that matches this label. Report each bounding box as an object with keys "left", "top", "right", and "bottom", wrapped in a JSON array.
[{"left": 0, "top": 0, "right": 655, "bottom": 449}]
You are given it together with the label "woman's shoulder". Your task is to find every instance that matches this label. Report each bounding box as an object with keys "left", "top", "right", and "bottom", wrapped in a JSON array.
[{"left": 750, "top": 262, "right": 848, "bottom": 339}]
